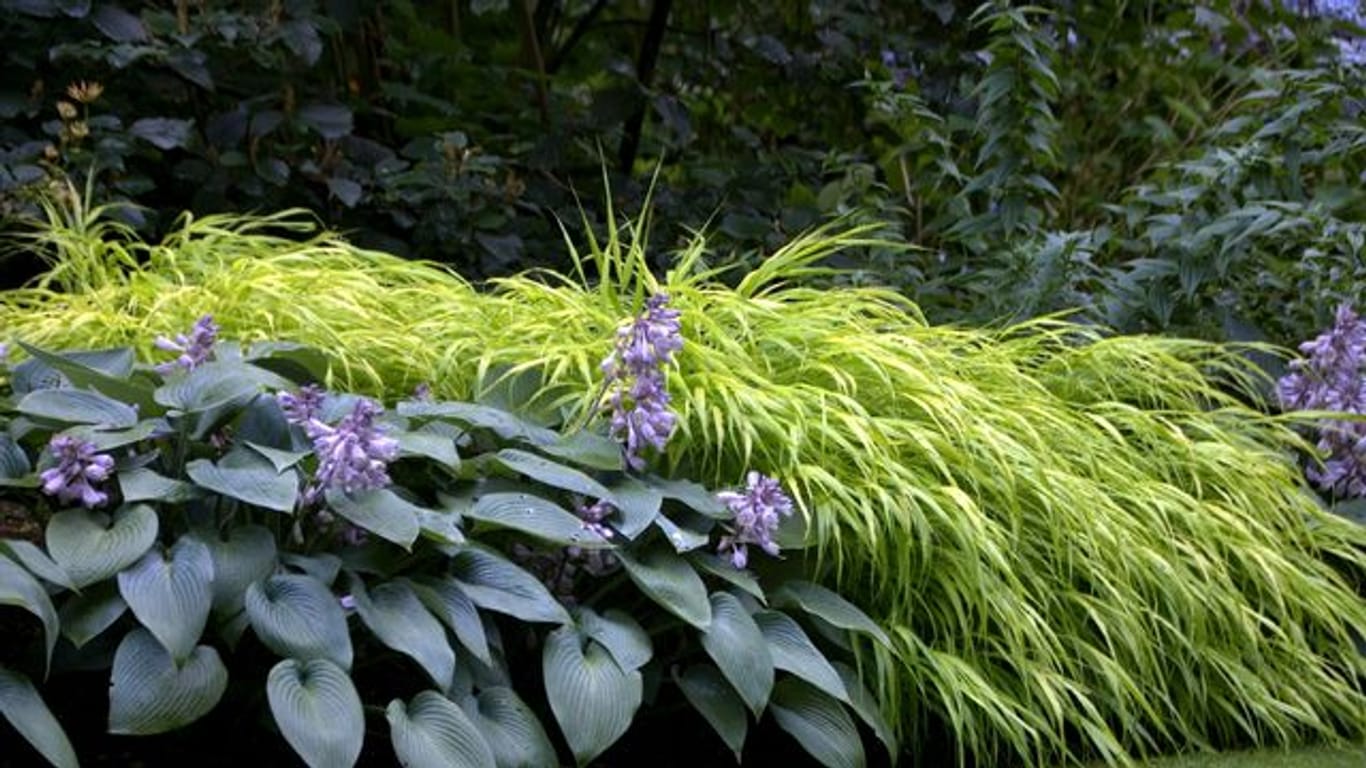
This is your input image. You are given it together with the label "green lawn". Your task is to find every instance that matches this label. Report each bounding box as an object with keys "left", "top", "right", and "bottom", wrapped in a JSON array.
[{"left": 1137, "top": 745, "right": 1366, "bottom": 767}]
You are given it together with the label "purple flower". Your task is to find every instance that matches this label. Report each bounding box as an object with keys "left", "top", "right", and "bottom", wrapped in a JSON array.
[
  {"left": 40, "top": 436, "right": 115, "bottom": 508},
  {"left": 1278, "top": 305, "right": 1366, "bottom": 497},
  {"left": 576, "top": 499, "right": 616, "bottom": 541},
  {"left": 154, "top": 315, "right": 219, "bottom": 374},
  {"left": 278, "top": 384, "right": 327, "bottom": 425},
  {"left": 601, "top": 294, "right": 683, "bottom": 469},
  {"left": 716, "top": 472, "right": 794, "bottom": 569},
  {"left": 413, "top": 382, "right": 433, "bottom": 401},
  {"left": 303, "top": 398, "right": 400, "bottom": 502}
]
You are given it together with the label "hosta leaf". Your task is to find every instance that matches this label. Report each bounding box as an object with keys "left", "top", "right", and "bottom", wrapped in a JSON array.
[
  {"left": 832, "top": 662, "right": 897, "bottom": 756},
  {"left": 395, "top": 430, "right": 460, "bottom": 468},
  {"left": 605, "top": 476, "right": 662, "bottom": 539},
  {"left": 267, "top": 658, "right": 364, "bottom": 768},
  {"left": 541, "top": 430, "right": 622, "bottom": 471},
  {"left": 769, "top": 678, "right": 865, "bottom": 768},
  {"left": 203, "top": 525, "right": 277, "bottom": 616},
  {"left": 0, "top": 665, "right": 78, "bottom": 768},
  {"left": 0, "top": 540, "right": 72, "bottom": 589},
  {"left": 62, "top": 418, "right": 166, "bottom": 452},
  {"left": 576, "top": 607, "right": 651, "bottom": 671},
  {"left": 754, "top": 610, "right": 847, "bottom": 703},
  {"left": 459, "top": 687, "right": 558, "bottom": 768},
  {"left": 58, "top": 581, "right": 127, "bottom": 648},
  {"left": 701, "top": 592, "right": 773, "bottom": 716},
  {"left": 154, "top": 360, "right": 285, "bottom": 413},
  {"left": 617, "top": 547, "right": 711, "bottom": 629},
  {"left": 325, "top": 488, "right": 420, "bottom": 549},
  {"left": 410, "top": 577, "right": 490, "bottom": 665},
  {"left": 0, "top": 555, "right": 58, "bottom": 671},
  {"left": 464, "top": 492, "right": 610, "bottom": 548},
  {"left": 0, "top": 434, "right": 32, "bottom": 479},
  {"left": 448, "top": 545, "right": 570, "bottom": 624},
  {"left": 349, "top": 574, "right": 454, "bottom": 690},
  {"left": 676, "top": 664, "right": 748, "bottom": 760},
  {"left": 397, "top": 401, "right": 557, "bottom": 445},
  {"left": 187, "top": 449, "right": 299, "bottom": 513},
  {"left": 648, "top": 476, "right": 728, "bottom": 518},
  {"left": 108, "top": 628, "right": 228, "bottom": 735},
  {"left": 17, "top": 388, "right": 138, "bottom": 428},
  {"left": 387, "top": 691, "right": 496, "bottom": 768},
  {"left": 245, "top": 574, "right": 352, "bottom": 669},
  {"left": 46, "top": 504, "right": 158, "bottom": 589},
  {"left": 244, "top": 442, "right": 310, "bottom": 473},
  {"left": 771, "top": 582, "right": 889, "bottom": 647},
  {"left": 117, "top": 536, "right": 214, "bottom": 662},
  {"left": 654, "top": 512, "right": 711, "bottom": 553},
  {"left": 118, "top": 467, "right": 199, "bottom": 503},
  {"left": 688, "top": 551, "right": 766, "bottom": 602},
  {"left": 542, "top": 625, "right": 641, "bottom": 766},
  {"left": 493, "top": 449, "right": 615, "bottom": 501},
  {"left": 17, "top": 341, "right": 158, "bottom": 414},
  {"left": 281, "top": 552, "right": 341, "bottom": 586}
]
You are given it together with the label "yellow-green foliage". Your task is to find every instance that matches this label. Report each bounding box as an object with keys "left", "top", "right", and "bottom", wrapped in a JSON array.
[{"left": 3, "top": 202, "right": 1365, "bottom": 766}]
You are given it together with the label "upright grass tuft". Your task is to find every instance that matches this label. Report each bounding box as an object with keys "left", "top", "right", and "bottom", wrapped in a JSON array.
[{"left": 2, "top": 206, "right": 1363, "bottom": 766}]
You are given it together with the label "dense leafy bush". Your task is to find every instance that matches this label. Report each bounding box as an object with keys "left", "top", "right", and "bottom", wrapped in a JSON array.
[
  {"left": 0, "top": 316, "right": 892, "bottom": 766},
  {"left": 5, "top": 207, "right": 1365, "bottom": 765}
]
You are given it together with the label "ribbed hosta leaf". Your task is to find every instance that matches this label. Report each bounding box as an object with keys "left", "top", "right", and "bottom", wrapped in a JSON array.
[
  {"left": 108, "top": 628, "right": 228, "bottom": 735},
  {"left": 449, "top": 545, "right": 570, "bottom": 624},
  {"left": 349, "top": 574, "right": 454, "bottom": 690},
  {"left": 688, "top": 551, "right": 766, "bottom": 602},
  {"left": 387, "top": 691, "right": 496, "bottom": 768},
  {"left": 245, "top": 574, "right": 352, "bottom": 669},
  {"left": 754, "top": 610, "right": 848, "bottom": 704},
  {"left": 117, "top": 536, "right": 214, "bottom": 662},
  {"left": 770, "top": 582, "right": 889, "bottom": 647},
  {"left": 187, "top": 448, "right": 299, "bottom": 513},
  {"left": 267, "top": 658, "right": 364, "bottom": 768},
  {"left": 394, "top": 430, "right": 460, "bottom": 468},
  {"left": 464, "top": 492, "right": 610, "bottom": 548},
  {"left": 647, "top": 476, "right": 728, "bottom": 518},
  {"left": 117, "top": 467, "right": 199, "bottom": 503},
  {"left": 653, "top": 512, "right": 711, "bottom": 553},
  {"left": 18, "top": 387, "right": 138, "bottom": 428},
  {"left": 58, "top": 581, "right": 127, "bottom": 647},
  {"left": 701, "top": 592, "right": 773, "bottom": 716},
  {"left": 0, "top": 556, "right": 58, "bottom": 671},
  {"left": 769, "top": 678, "right": 864, "bottom": 768},
  {"left": 325, "top": 488, "right": 420, "bottom": 549},
  {"left": 46, "top": 504, "right": 158, "bottom": 588},
  {"left": 458, "top": 687, "right": 557, "bottom": 768},
  {"left": 0, "top": 540, "right": 72, "bottom": 590},
  {"left": 604, "top": 476, "right": 662, "bottom": 539},
  {"left": 203, "top": 525, "right": 277, "bottom": 615},
  {"left": 493, "top": 449, "right": 616, "bottom": 502},
  {"left": 832, "top": 661, "right": 897, "bottom": 756},
  {"left": 542, "top": 625, "right": 641, "bottom": 766},
  {"left": 410, "top": 577, "right": 490, "bottom": 665},
  {"left": 676, "top": 664, "right": 748, "bottom": 760},
  {"left": 0, "top": 665, "right": 78, "bottom": 768},
  {"left": 576, "top": 607, "right": 651, "bottom": 671},
  {"left": 617, "top": 547, "right": 711, "bottom": 629}
]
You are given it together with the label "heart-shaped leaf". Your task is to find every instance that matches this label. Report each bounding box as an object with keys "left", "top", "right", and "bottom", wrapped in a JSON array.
[
  {"left": 325, "top": 488, "right": 420, "bottom": 549},
  {"left": 17, "top": 341, "right": 158, "bottom": 414},
  {"left": 187, "top": 449, "right": 299, "bottom": 513},
  {"left": 388, "top": 691, "right": 496, "bottom": 768},
  {"left": 493, "top": 449, "right": 615, "bottom": 502},
  {"left": 118, "top": 536, "right": 214, "bottom": 662},
  {"left": 349, "top": 574, "right": 454, "bottom": 690},
  {"left": 18, "top": 388, "right": 138, "bottom": 428},
  {"left": 449, "top": 545, "right": 570, "bottom": 624},
  {"left": 46, "top": 504, "right": 158, "bottom": 589},
  {"left": 410, "top": 577, "right": 490, "bottom": 665},
  {"left": 771, "top": 582, "right": 889, "bottom": 647},
  {"left": 459, "top": 687, "right": 558, "bottom": 768},
  {"left": 0, "top": 434, "right": 32, "bottom": 479},
  {"left": 542, "top": 625, "right": 641, "bottom": 766},
  {"left": 281, "top": 552, "right": 342, "bottom": 586},
  {"left": 769, "top": 677, "right": 865, "bottom": 768},
  {"left": 464, "top": 492, "right": 610, "bottom": 549},
  {"left": 154, "top": 360, "right": 285, "bottom": 412},
  {"left": 701, "top": 592, "right": 773, "bottom": 716},
  {"left": 0, "top": 665, "right": 78, "bottom": 768},
  {"left": 0, "top": 556, "right": 58, "bottom": 671},
  {"left": 59, "top": 580, "right": 127, "bottom": 647},
  {"left": 576, "top": 607, "right": 651, "bottom": 672},
  {"left": 617, "top": 547, "right": 711, "bottom": 629},
  {"left": 267, "top": 658, "right": 364, "bottom": 768},
  {"left": 676, "top": 664, "right": 748, "bottom": 760},
  {"left": 108, "top": 628, "right": 228, "bottom": 734},
  {"left": 118, "top": 467, "right": 200, "bottom": 503},
  {"left": 0, "top": 540, "right": 72, "bottom": 590},
  {"left": 754, "top": 610, "right": 848, "bottom": 704},
  {"left": 204, "top": 525, "right": 277, "bottom": 615},
  {"left": 604, "top": 477, "right": 662, "bottom": 539},
  {"left": 394, "top": 430, "right": 460, "bottom": 467},
  {"left": 246, "top": 574, "right": 352, "bottom": 669}
]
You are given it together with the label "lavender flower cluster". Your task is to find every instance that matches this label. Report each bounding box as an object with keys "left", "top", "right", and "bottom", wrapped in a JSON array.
[
  {"left": 1284, "top": 0, "right": 1366, "bottom": 66},
  {"left": 40, "top": 436, "right": 115, "bottom": 507},
  {"left": 278, "top": 387, "right": 400, "bottom": 504},
  {"left": 601, "top": 294, "right": 683, "bottom": 470},
  {"left": 1277, "top": 304, "right": 1366, "bottom": 497},
  {"left": 154, "top": 315, "right": 219, "bottom": 374},
  {"left": 716, "top": 471, "right": 795, "bottom": 569}
]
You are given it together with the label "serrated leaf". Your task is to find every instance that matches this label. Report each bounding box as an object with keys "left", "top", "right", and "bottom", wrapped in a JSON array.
[
  {"left": 701, "top": 592, "right": 773, "bottom": 716},
  {"left": 0, "top": 555, "right": 58, "bottom": 671},
  {"left": 410, "top": 577, "right": 490, "bottom": 665},
  {"left": 46, "top": 504, "right": 158, "bottom": 588},
  {"left": 187, "top": 449, "right": 299, "bottom": 513},
  {"left": 18, "top": 388, "right": 138, "bottom": 428},
  {"left": 325, "top": 488, "right": 420, "bottom": 549},
  {"left": 542, "top": 625, "right": 641, "bottom": 766},
  {"left": 769, "top": 678, "right": 865, "bottom": 768},
  {"left": 0, "top": 540, "right": 71, "bottom": 589},
  {"left": 118, "top": 467, "right": 199, "bottom": 503},
  {"left": 459, "top": 687, "right": 557, "bottom": 768},
  {"left": 605, "top": 476, "right": 661, "bottom": 539},
  {"left": 245, "top": 574, "right": 352, "bottom": 669},
  {"left": 688, "top": 552, "right": 766, "bottom": 602},
  {"left": 108, "top": 628, "right": 228, "bottom": 735},
  {"left": 117, "top": 536, "right": 214, "bottom": 662},
  {"left": 387, "top": 691, "right": 496, "bottom": 768},
  {"left": 0, "top": 665, "right": 78, "bottom": 768},
  {"left": 58, "top": 581, "right": 126, "bottom": 647},
  {"left": 755, "top": 610, "right": 847, "bottom": 704},
  {"left": 771, "top": 582, "right": 889, "bottom": 647},
  {"left": 576, "top": 607, "right": 651, "bottom": 671},
  {"left": 350, "top": 574, "right": 454, "bottom": 690},
  {"left": 203, "top": 525, "right": 276, "bottom": 615},
  {"left": 832, "top": 662, "right": 896, "bottom": 756},
  {"left": 617, "top": 547, "right": 711, "bottom": 629},
  {"left": 267, "top": 658, "right": 363, "bottom": 768},
  {"left": 493, "top": 449, "right": 615, "bottom": 501},
  {"left": 464, "top": 492, "right": 610, "bottom": 548},
  {"left": 449, "top": 545, "right": 570, "bottom": 624},
  {"left": 676, "top": 664, "right": 747, "bottom": 760}
]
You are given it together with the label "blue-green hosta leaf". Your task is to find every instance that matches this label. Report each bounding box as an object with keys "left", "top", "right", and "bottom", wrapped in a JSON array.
[
  {"left": 769, "top": 677, "right": 865, "bottom": 768},
  {"left": 187, "top": 448, "right": 299, "bottom": 513},
  {"left": 245, "top": 574, "right": 352, "bottom": 670},
  {"left": 325, "top": 488, "right": 420, "bottom": 549},
  {"left": 0, "top": 665, "right": 78, "bottom": 768},
  {"left": 118, "top": 536, "right": 214, "bottom": 662},
  {"left": 153, "top": 360, "right": 287, "bottom": 413},
  {"left": 395, "top": 430, "right": 460, "bottom": 468},
  {"left": 0, "top": 434, "right": 32, "bottom": 479},
  {"left": 448, "top": 545, "right": 570, "bottom": 624},
  {"left": 617, "top": 547, "right": 711, "bottom": 629},
  {"left": 244, "top": 442, "right": 310, "bottom": 473},
  {"left": 46, "top": 504, "right": 158, "bottom": 589},
  {"left": 541, "top": 430, "right": 622, "bottom": 471},
  {"left": 464, "top": 492, "right": 610, "bottom": 549},
  {"left": 387, "top": 691, "right": 496, "bottom": 768},
  {"left": 397, "top": 401, "right": 558, "bottom": 445},
  {"left": 701, "top": 592, "right": 773, "bottom": 717},
  {"left": 832, "top": 661, "right": 896, "bottom": 756},
  {"left": 688, "top": 552, "right": 766, "bottom": 602},
  {"left": 281, "top": 552, "right": 341, "bottom": 586},
  {"left": 17, "top": 388, "right": 139, "bottom": 428},
  {"left": 542, "top": 625, "right": 641, "bottom": 766},
  {"left": 410, "top": 577, "right": 490, "bottom": 665},
  {"left": 62, "top": 418, "right": 167, "bottom": 452},
  {"left": 770, "top": 582, "right": 889, "bottom": 647},
  {"left": 267, "top": 658, "right": 364, "bottom": 768},
  {"left": 17, "top": 341, "right": 159, "bottom": 415},
  {"left": 0, "top": 555, "right": 58, "bottom": 671},
  {"left": 605, "top": 476, "right": 661, "bottom": 539},
  {"left": 0, "top": 540, "right": 71, "bottom": 589},
  {"left": 458, "top": 687, "right": 557, "bottom": 768},
  {"left": 107, "top": 628, "right": 229, "bottom": 735},
  {"left": 576, "top": 607, "right": 651, "bottom": 671},
  {"left": 675, "top": 664, "right": 748, "bottom": 760},
  {"left": 118, "top": 467, "right": 199, "bottom": 503},
  {"left": 648, "top": 477, "right": 728, "bottom": 518},
  {"left": 754, "top": 610, "right": 848, "bottom": 704},
  {"left": 493, "top": 449, "right": 615, "bottom": 502},
  {"left": 349, "top": 574, "right": 454, "bottom": 690},
  {"left": 654, "top": 512, "right": 711, "bottom": 553},
  {"left": 58, "top": 581, "right": 126, "bottom": 648},
  {"left": 202, "top": 525, "right": 277, "bottom": 616}
]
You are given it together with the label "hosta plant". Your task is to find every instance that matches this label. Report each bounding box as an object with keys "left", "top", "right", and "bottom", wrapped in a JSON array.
[{"left": 0, "top": 322, "right": 891, "bottom": 767}]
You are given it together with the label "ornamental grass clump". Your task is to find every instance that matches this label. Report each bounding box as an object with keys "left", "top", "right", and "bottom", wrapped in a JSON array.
[{"left": 3, "top": 205, "right": 1366, "bottom": 765}]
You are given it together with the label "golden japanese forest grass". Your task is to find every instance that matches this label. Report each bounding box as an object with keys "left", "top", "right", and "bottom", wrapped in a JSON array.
[{"left": 2, "top": 200, "right": 1364, "bottom": 766}]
